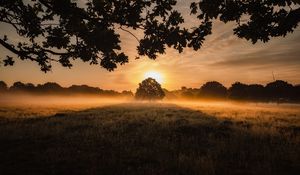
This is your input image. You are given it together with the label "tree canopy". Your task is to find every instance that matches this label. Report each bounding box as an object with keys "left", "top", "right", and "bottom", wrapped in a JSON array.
[
  {"left": 1, "top": 0, "right": 299, "bottom": 72},
  {"left": 135, "top": 78, "right": 165, "bottom": 100},
  {"left": 199, "top": 81, "right": 227, "bottom": 98},
  {"left": 0, "top": 81, "right": 7, "bottom": 91},
  {"left": 0, "top": 80, "right": 132, "bottom": 96}
]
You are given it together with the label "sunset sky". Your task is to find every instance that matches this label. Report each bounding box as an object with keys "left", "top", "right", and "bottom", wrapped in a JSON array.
[{"left": 1, "top": 0, "right": 300, "bottom": 92}]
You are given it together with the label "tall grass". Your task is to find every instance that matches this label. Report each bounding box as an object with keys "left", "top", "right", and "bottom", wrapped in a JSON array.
[{"left": 0, "top": 102, "right": 299, "bottom": 175}]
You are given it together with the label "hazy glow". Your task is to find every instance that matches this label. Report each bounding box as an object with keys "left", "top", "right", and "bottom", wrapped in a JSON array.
[{"left": 144, "top": 71, "right": 164, "bottom": 84}]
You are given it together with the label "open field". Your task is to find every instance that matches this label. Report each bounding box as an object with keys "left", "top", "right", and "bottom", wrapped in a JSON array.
[{"left": 0, "top": 97, "right": 299, "bottom": 175}]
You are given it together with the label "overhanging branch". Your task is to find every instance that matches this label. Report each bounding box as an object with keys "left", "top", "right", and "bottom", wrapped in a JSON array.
[{"left": 119, "top": 26, "right": 140, "bottom": 43}]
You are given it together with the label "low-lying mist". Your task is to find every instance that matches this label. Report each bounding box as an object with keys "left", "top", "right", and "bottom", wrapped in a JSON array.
[{"left": 1, "top": 93, "right": 300, "bottom": 119}]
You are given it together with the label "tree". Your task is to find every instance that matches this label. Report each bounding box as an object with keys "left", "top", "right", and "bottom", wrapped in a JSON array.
[
  {"left": 228, "top": 82, "right": 266, "bottom": 101},
  {"left": 1, "top": 0, "right": 299, "bottom": 72},
  {"left": 36, "top": 82, "right": 64, "bottom": 93},
  {"left": 190, "top": 0, "right": 300, "bottom": 44},
  {"left": 9, "top": 81, "right": 27, "bottom": 91},
  {"left": 0, "top": 81, "right": 8, "bottom": 92},
  {"left": 247, "top": 84, "right": 265, "bottom": 100},
  {"left": 228, "top": 82, "right": 248, "bottom": 100},
  {"left": 135, "top": 78, "right": 165, "bottom": 100},
  {"left": 265, "top": 80, "right": 294, "bottom": 101},
  {"left": 293, "top": 85, "right": 300, "bottom": 101},
  {"left": 67, "top": 85, "right": 101, "bottom": 94},
  {"left": 121, "top": 90, "right": 134, "bottom": 97},
  {"left": 200, "top": 81, "right": 227, "bottom": 99}
]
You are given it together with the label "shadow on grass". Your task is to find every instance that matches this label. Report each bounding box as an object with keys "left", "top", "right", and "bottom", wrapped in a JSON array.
[{"left": 0, "top": 103, "right": 299, "bottom": 175}]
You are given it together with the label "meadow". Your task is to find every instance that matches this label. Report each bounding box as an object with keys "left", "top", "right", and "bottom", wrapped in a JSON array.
[{"left": 0, "top": 96, "right": 299, "bottom": 175}]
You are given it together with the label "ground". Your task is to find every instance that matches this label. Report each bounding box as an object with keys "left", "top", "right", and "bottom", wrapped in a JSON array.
[{"left": 0, "top": 99, "right": 299, "bottom": 175}]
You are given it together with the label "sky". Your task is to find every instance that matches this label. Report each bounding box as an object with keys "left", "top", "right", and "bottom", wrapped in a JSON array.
[{"left": 1, "top": 0, "right": 300, "bottom": 92}]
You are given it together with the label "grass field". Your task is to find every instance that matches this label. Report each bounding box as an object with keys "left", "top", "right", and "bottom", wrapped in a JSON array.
[{"left": 0, "top": 97, "right": 299, "bottom": 175}]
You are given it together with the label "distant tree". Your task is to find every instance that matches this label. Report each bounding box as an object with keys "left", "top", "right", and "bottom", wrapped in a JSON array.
[
  {"left": 181, "top": 86, "right": 187, "bottom": 91},
  {"left": 228, "top": 82, "right": 266, "bottom": 101},
  {"left": 135, "top": 78, "right": 165, "bottom": 100},
  {"left": 68, "top": 85, "right": 101, "bottom": 94},
  {"left": 293, "top": 85, "right": 300, "bottom": 101},
  {"left": 36, "top": 82, "right": 64, "bottom": 93},
  {"left": 1, "top": 0, "right": 299, "bottom": 72},
  {"left": 181, "top": 88, "right": 200, "bottom": 99},
  {"left": 0, "top": 81, "right": 8, "bottom": 92},
  {"left": 10, "top": 81, "right": 27, "bottom": 92},
  {"left": 247, "top": 84, "right": 265, "bottom": 100},
  {"left": 121, "top": 90, "right": 134, "bottom": 97},
  {"left": 265, "top": 80, "right": 294, "bottom": 101},
  {"left": 163, "top": 88, "right": 178, "bottom": 99},
  {"left": 228, "top": 82, "right": 248, "bottom": 100},
  {"left": 26, "top": 83, "right": 36, "bottom": 91},
  {"left": 101, "top": 90, "right": 120, "bottom": 96},
  {"left": 200, "top": 81, "right": 227, "bottom": 99}
]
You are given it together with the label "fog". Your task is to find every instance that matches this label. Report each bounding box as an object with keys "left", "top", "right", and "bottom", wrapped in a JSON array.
[{"left": 1, "top": 93, "right": 300, "bottom": 119}]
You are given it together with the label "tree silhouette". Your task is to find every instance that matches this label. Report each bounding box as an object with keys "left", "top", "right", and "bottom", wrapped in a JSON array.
[
  {"left": 190, "top": 0, "right": 300, "bottom": 44},
  {"left": 9, "top": 81, "right": 27, "bottom": 92},
  {"left": 0, "top": 81, "right": 7, "bottom": 92},
  {"left": 1, "top": 0, "right": 299, "bottom": 71},
  {"left": 0, "top": 80, "right": 132, "bottom": 96},
  {"left": 200, "top": 81, "right": 227, "bottom": 99},
  {"left": 265, "top": 80, "right": 294, "bottom": 101},
  {"left": 135, "top": 78, "right": 165, "bottom": 100},
  {"left": 228, "top": 82, "right": 248, "bottom": 100},
  {"left": 293, "top": 85, "right": 300, "bottom": 101},
  {"left": 228, "top": 82, "right": 266, "bottom": 101},
  {"left": 247, "top": 84, "right": 265, "bottom": 100},
  {"left": 68, "top": 85, "right": 101, "bottom": 94},
  {"left": 121, "top": 90, "right": 134, "bottom": 97},
  {"left": 36, "top": 82, "right": 64, "bottom": 93}
]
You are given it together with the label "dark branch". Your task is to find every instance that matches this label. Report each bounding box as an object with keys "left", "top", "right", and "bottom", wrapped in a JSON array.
[
  {"left": 119, "top": 26, "right": 140, "bottom": 43},
  {"left": 0, "top": 38, "right": 36, "bottom": 61},
  {"left": 0, "top": 38, "right": 59, "bottom": 62}
]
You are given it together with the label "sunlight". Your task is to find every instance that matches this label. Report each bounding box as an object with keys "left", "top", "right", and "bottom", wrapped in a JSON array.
[{"left": 144, "top": 71, "right": 164, "bottom": 84}]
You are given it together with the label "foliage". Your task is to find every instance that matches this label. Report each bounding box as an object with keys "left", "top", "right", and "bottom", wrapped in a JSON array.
[
  {"left": 135, "top": 78, "right": 165, "bottom": 100},
  {"left": 4, "top": 81, "right": 130, "bottom": 96},
  {"left": 265, "top": 80, "right": 294, "bottom": 100},
  {"left": 172, "top": 80, "right": 300, "bottom": 102},
  {"left": 1, "top": 79, "right": 300, "bottom": 102},
  {"left": 228, "top": 82, "right": 265, "bottom": 100},
  {"left": 200, "top": 81, "right": 227, "bottom": 98},
  {"left": 0, "top": 80, "right": 7, "bottom": 92},
  {"left": 0, "top": 0, "right": 299, "bottom": 71}
]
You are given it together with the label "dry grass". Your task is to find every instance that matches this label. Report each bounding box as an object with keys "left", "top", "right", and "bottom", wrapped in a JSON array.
[{"left": 0, "top": 100, "right": 299, "bottom": 175}]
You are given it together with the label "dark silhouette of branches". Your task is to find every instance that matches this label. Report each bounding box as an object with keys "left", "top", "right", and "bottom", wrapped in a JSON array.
[{"left": 1, "top": 0, "right": 299, "bottom": 72}]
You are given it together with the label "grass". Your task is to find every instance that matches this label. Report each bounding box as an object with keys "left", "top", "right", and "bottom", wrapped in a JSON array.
[{"left": 0, "top": 102, "right": 299, "bottom": 175}]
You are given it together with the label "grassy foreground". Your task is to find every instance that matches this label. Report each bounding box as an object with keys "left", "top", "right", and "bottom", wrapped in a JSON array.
[{"left": 0, "top": 103, "right": 299, "bottom": 175}]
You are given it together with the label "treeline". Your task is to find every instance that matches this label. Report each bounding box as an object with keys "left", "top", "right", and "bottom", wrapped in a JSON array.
[
  {"left": 0, "top": 81, "right": 133, "bottom": 97},
  {"left": 165, "top": 80, "right": 300, "bottom": 103},
  {"left": 1, "top": 80, "right": 300, "bottom": 103}
]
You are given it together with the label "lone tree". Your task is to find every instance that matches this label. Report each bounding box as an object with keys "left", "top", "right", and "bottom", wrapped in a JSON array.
[
  {"left": 135, "top": 78, "right": 165, "bottom": 101},
  {"left": 1, "top": 0, "right": 299, "bottom": 72}
]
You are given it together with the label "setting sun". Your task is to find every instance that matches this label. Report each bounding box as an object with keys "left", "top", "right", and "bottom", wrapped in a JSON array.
[{"left": 144, "top": 71, "right": 164, "bottom": 84}]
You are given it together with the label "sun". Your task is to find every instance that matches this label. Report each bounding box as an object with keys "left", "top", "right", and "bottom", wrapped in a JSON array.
[{"left": 144, "top": 71, "right": 164, "bottom": 84}]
